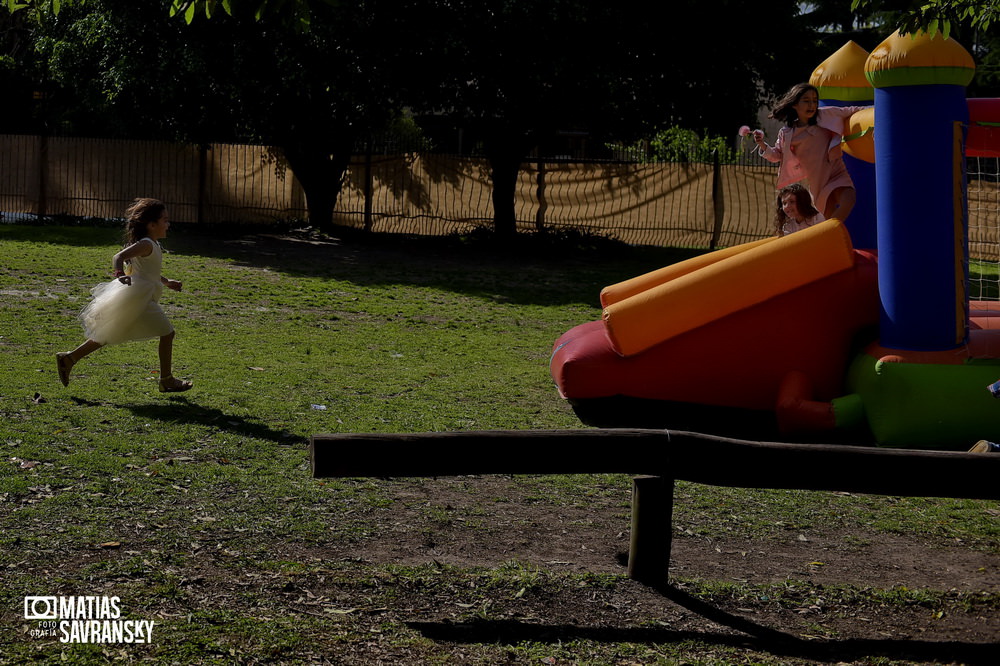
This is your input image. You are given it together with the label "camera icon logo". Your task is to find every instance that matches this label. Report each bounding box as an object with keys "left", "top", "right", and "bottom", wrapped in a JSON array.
[{"left": 24, "top": 596, "right": 58, "bottom": 620}]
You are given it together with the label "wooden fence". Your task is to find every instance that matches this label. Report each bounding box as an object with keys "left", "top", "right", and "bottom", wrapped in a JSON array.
[{"left": 1, "top": 134, "right": 998, "bottom": 255}]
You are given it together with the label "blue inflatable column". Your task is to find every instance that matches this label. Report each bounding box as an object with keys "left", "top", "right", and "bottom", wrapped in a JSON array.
[
  {"left": 811, "top": 41, "right": 877, "bottom": 250},
  {"left": 865, "top": 32, "right": 975, "bottom": 351},
  {"left": 840, "top": 139, "right": 877, "bottom": 250}
]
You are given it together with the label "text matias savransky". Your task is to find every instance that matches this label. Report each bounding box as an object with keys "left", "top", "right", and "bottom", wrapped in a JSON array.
[{"left": 24, "top": 595, "right": 156, "bottom": 644}]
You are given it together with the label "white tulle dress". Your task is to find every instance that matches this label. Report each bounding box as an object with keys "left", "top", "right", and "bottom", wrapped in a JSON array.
[{"left": 79, "top": 237, "right": 174, "bottom": 346}]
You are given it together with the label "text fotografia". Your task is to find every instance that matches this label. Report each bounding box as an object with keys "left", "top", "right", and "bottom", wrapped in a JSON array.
[{"left": 24, "top": 596, "right": 155, "bottom": 644}]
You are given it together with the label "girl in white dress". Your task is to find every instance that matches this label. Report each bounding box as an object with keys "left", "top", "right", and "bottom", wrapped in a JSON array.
[{"left": 56, "top": 198, "right": 193, "bottom": 392}]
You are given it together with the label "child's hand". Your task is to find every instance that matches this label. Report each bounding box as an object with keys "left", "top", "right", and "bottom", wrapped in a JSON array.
[
  {"left": 165, "top": 279, "right": 183, "bottom": 292},
  {"left": 752, "top": 130, "right": 764, "bottom": 143}
]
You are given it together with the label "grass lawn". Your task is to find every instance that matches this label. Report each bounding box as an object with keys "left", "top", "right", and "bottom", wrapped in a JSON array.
[{"left": 1, "top": 222, "right": 998, "bottom": 664}]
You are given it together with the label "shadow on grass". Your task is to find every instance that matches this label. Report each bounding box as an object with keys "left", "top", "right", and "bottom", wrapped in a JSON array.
[
  {"left": 6, "top": 221, "right": 709, "bottom": 308},
  {"left": 72, "top": 396, "right": 304, "bottom": 445},
  {"left": 172, "top": 230, "right": 706, "bottom": 308},
  {"left": 407, "top": 582, "right": 999, "bottom": 664},
  {"left": 0, "top": 223, "right": 122, "bottom": 247}
]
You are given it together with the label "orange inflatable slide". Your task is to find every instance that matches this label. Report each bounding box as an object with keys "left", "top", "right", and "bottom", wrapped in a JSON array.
[{"left": 549, "top": 220, "right": 880, "bottom": 435}]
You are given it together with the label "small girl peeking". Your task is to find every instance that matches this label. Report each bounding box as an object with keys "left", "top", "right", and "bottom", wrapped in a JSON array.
[
  {"left": 774, "top": 183, "right": 824, "bottom": 237},
  {"left": 752, "top": 83, "right": 869, "bottom": 222}
]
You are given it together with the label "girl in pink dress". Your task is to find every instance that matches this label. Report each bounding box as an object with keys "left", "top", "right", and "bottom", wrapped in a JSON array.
[
  {"left": 752, "top": 83, "right": 868, "bottom": 221},
  {"left": 56, "top": 198, "right": 193, "bottom": 393}
]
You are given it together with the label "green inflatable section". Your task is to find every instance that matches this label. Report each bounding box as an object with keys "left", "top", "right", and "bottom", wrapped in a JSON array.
[{"left": 834, "top": 352, "right": 1000, "bottom": 449}]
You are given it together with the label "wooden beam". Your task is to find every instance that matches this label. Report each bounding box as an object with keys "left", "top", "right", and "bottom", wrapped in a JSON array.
[{"left": 310, "top": 429, "right": 1000, "bottom": 501}]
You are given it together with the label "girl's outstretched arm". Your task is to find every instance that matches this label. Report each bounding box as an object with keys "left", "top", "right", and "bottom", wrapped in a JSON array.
[
  {"left": 755, "top": 130, "right": 782, "bottom": 163},
  {"left": 111, "top": 239, "right": 154, "bottom": 284},
  {"left": 162, "top": 277, "right": 183, "bottom": 292}
]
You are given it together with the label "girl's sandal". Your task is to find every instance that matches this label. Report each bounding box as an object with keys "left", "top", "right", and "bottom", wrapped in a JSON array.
[
  {"left": 159, "top": 375, "right": 193, "bottom": 393},
  {"left": 56, "top": 352, "right": 73, "bottom": 387}
]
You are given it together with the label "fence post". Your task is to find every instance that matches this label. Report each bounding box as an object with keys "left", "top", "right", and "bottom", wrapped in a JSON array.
[
  {"left": 363, "top": 138, "right": 374, "bottom": 233},
  {"left": 535, "top": 158, "right": 547, "bottom": 232},
  {"left": 197, "top": 144, "right": 208, "bottom": 225},
  {"left": 710, "top": 149, "right": 724, "bottom": 250},
  {"left": 37, "top": 134, "right": 48, "bottom": 219}
]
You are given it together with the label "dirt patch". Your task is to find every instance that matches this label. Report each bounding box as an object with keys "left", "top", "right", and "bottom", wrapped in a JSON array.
[
  {"left": 277, "top": 475, "right": 1000, "bottom": 658},
  {"left": 106, "top": 473, "right": 994, "bottom": 663},
  {"left": 321, "top": 476, "right": 1000, "bottom": 589}
]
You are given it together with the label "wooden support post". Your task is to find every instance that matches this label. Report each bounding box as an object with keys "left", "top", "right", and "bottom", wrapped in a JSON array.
[{"left": 627, "top": 475, "right": 674, "bottom": 585}]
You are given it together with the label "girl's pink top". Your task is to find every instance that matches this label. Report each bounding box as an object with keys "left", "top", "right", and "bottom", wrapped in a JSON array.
[{"left": 759, "top": 105, "right": 867, "bottom": 215}]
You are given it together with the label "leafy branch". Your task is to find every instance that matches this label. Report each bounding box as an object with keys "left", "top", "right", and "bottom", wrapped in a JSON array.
[
  {"left": 4, "top": 0, "right": 338, "bottom": 26},
  {"left": 850, "top": 0, "right": 998, "bottom": 39}
]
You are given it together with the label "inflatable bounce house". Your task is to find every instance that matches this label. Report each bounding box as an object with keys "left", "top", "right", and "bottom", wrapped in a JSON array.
[{"left": 550, "top": 31, "right": 1000, "bottom": 449}]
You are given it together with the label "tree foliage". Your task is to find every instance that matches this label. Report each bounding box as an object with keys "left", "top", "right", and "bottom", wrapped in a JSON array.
[
  {"left": 384, "top": 0, "right": 809, "bottom": 234},
  {"left": 850, "top": 0, "right": 997, "bottom": 38},
  {"left": 3, "top": 0, "right": 836, "bottom": 234},
  {"left": 4, "top": 0, "right": 338, "bottom": 35},
  {"left": 167, "top": 0, "right": 339, "bottom": 30},
  {"left": 844, "top": 0, "right": 998, "bottom": 97},
  {"left": 19, "top": 0, "right": 405, "bottom": 228}
]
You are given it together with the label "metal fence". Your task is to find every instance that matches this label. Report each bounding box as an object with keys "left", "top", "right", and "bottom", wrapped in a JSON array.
[
  {"left": 1, "top": 134, "right": 997, "bottom": 255},
  {"left": 0, "top": 134, "right": 780, "bottom": 247}
]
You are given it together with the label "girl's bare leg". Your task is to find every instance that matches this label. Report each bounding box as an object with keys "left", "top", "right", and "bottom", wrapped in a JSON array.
[
  {"left": 158, "top": 331, "right": 175, "bottom": 378},
  {"left": 157, "top": 330, "right": 192, "bottom": 392},
  {"left": 69, "top": 339, "right": 103, "bottom": 364},
  {"left": 56, "top": 339, "right": 102, "bottom": 386},
  {"left": 825, "top": 186, "right": 856, "bottom": 221}
]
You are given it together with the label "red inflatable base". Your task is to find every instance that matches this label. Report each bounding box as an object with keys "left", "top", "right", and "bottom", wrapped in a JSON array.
[{"left": 551, "top": 250, "right": 880, "bottom": 413}]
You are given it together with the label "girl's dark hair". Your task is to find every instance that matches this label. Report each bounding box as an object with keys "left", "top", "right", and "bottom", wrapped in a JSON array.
[
  {"left": 769, "top": 83, "right": 820, "bottom": 127},
  {"left": 774, "top": 183, "right": 820, "bottom": 235},
  {"left": 123, "top": 198, "right": 165, "bottom": 246}
]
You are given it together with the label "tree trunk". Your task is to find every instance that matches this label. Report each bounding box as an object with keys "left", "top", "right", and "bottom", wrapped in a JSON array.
[
  {"left": 485, "top": 131, "right": 531, "bottom": 238},
  {"left": 489, "top": 153, "right": 521, "bottom": 237},
  {"left": 282, "top": 140, "right": 353, "bottom": 234}
]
